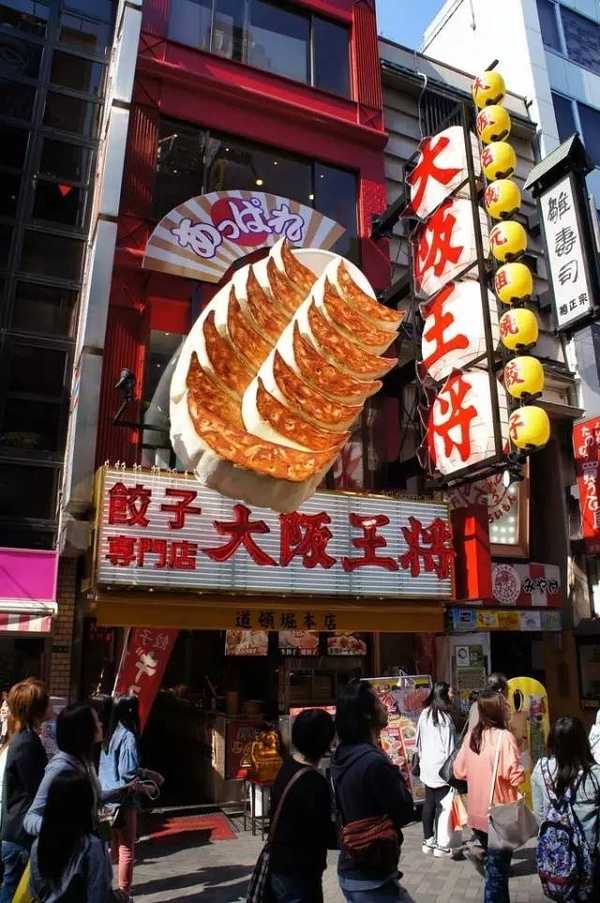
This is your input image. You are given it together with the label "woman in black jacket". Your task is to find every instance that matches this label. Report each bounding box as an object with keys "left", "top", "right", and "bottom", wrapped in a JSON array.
[
  {"left": 0, "top": 678, "right": 50, "bottom": 903},
  {"left": 269, "top": 709, "right": 336, "bottom": 903},
  {"left": 331, "top": 680, "right": 415, "bottom": 903}
]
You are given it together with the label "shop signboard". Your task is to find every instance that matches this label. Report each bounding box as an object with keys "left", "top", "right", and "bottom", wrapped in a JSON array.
[
  {"left": 278, "top": 631, "right": 320, "bottom": 656},
  {"left": 450, "top": 607, "right": 561, "bottom": 632},
  {"left": 113, "top": 626, "right": 178, "bottom": 731},
  {"left": 226, "top": 720, "right": 261, "bottom": 780},
  {"left": 573, "top": 416, "right": 600, "bottom": 554},
  {"left": 94, "top": 468, "right": 455, "bottom": 599},
  {"left": 225, "top": 629, "right": 268, "bottom": 656},
  {"left": 143, "top": 191, "right": 344, "bottom": 284},
  {"left": 327, "top": 633, "right": 367, "bottom": 656},
  {"left": 491, "top": 562, "right": 561, "bottom": 607},
  {"left": 407, "top": 126, "right": 480, "bottom": 221}
]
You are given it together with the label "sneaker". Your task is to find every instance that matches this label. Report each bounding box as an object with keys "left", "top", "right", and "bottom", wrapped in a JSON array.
[
  {"left": 464, "top": 844, "right": 486, "bottom": 876},
  {"left": 422, "top": 837, "right": 436, "bottom": 854},
  {"left": 433, "top": 845, "right": 453, "bottom": 858}
]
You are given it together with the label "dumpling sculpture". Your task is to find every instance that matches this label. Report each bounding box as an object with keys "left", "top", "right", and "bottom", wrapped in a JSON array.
[{"left": 171, "top": 239, "right": 403, "bottom": 512}]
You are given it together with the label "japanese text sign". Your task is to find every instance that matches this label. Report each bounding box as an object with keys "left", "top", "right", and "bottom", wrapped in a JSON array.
[
  {"left": 491, "top": 562, "right": 562, "bottom": 608},
  {"left": 540, "top": 174, "right": 594, "bottom": 331},
  {"left": 143, "top": 191, "right": 344, "bottom": 284},
  {"left": 573, "top": 417, "right": 600, "bottom": 554},
  {"left": 113, "top": 626, "right": 178, "bottom": 731},
  {"left": 95, "top": 469, "right": 455, "bottom": 599},
  {"left": 408, "top": 126, "right": 481, "bottom": 221}
]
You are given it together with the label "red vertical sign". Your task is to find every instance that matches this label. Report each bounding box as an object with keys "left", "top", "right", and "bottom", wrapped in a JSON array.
[
  {"left": 113, "top": 627, "right": 178, "bottom": 731},
  {"left": 573, "top": 417, "right": 600, "bottom": 554}
]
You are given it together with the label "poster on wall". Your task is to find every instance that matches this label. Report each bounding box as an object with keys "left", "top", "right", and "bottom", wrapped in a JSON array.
[
  {"left": 278, "top": 631, "right": 320, "bottom": 656},
  {"left": 225, "top": 630, "right": 268, "bottom": 656},
  {"left": 327, "top": 633, "right": 367, "bottom": 656}
]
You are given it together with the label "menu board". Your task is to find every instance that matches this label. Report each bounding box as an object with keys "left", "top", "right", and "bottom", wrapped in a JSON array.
[
  {"left": 368, "top": 675, "right": 432, "bottom": 803},
  {"left": 225, "top": 629, "right": 268, "bottom": 656},
  {"left": 327, "top": 633, "right": 367, "bottom": 656},
  {"left": 279, "top": 630, "right": 320, "bottom": 656}
]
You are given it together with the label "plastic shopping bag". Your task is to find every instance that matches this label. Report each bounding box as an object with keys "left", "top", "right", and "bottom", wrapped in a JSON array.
[{"left": 450, "top": 792, "right": 469, "bottom": 831}]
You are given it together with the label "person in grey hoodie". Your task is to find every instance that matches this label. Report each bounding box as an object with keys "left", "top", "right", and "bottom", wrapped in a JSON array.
[
  {"left": 30, "top": 771, "right": 113, "bottom": 903},
  {"left": 532, "top": 716, "right": 600, "bottom": 861}
]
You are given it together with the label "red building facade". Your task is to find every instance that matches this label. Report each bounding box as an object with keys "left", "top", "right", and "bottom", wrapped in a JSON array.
[{"left": 96, "top": 0, "right": 389, "bottom": 467}]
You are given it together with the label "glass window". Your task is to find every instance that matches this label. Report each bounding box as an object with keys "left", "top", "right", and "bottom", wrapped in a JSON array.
[
  {"left": 248, "top": 0, "right": 309, "bottom": 83},
  {"left": 562, "top": 8, "right": 600, "bottom": 77},
  {"left": 0, "top": 1, "right": 48, "bottom": 37},
  {"left": 64, "top": 0, "right": 113, "bottom": 22},
  {"left": 32, "top": 179, "right": 85, "bottom": 228},
  {"left": 551, "top": 92, "right": 577, "bottom": 142},
  {"left": 59, "top": 13, "right": 112, "bottom": 56},
  {"left": 314, "top": 162, "right": 358, "bottom": 262},
  {"left": 313, "top": 16, "right": 350, "bottom": 97},
  {"left": 20, "top": 230, "right": 84, "bottom": 281},
  {"left": 168, "top": 0, "right": 211, "bottom": 50},
  {"left": 39, "top": 138, "right": 91, "bottom": 182},
  {"left": 0, "top": 527, "right": 54, "bottom": 549},
  {"left": 144, "top": 330, "right": 185, "bottom": 405},
  {"left": 50, "top": 50, "right": 105, "bottom": 95},
  {"left": 43, "top": 91, "right": 101, "bottom": 136},
  {"left": 0, "top": 78, "right": 35, "bottom": 121},
  {"left": 0, "top": 463, "right": 56, "bottom": 519},
  {"left": 12, "top": 281, "right": 78, "bottom": 335},
  {"left": 0, "top": 172, "right": 21, "bottom": 216},
  {"left": 154, "top": 120, "right": 207, "bottom": 218},
  {"left": 536, "top": 0, "right": 561, "bottom": 51},
  {"left": 0, "top": 126, "right": 28, "bottom": 169},
  {"left": 7, "top": 343, "right": 67, "bottom": 396},
  {"left": 0, "top": 224, "right": 12, "bottom": 268},
  {"left": 212, "top": 0, "right": 244, "bottom": 62},
  {"left": 0, "top": 398, "right": 63, "bottom": 452},
  {"left": 0, "top": 34, "right": 42, "bottom": 80},
  {"left": 205, "top": 134, "right": 312, "bottom": 201},
  {"left": 579, "top": 102, "right": 600, "bottom": 168}
]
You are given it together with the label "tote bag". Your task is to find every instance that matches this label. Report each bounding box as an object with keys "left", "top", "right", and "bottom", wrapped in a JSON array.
[{"left": 487, "top": 732, "right": 538, "bottom": 851}]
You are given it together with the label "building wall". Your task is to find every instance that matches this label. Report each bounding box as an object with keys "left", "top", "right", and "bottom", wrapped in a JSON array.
[{"left": 48, "top": 558, "right": 77, "bottom": 698}]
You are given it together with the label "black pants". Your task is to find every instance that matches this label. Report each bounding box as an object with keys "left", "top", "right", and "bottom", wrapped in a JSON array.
[{"left": 422, "top": 785, "right": 450, "bottom": 840}]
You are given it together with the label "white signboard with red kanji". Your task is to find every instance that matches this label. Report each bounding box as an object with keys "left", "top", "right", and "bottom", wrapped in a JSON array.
[
  {"left": 413, "top": 197, "right": 489, "bottom": 298},
  {"left": 424, "top": 371, "right": 509, "bottom": 476},
  {"left": 408, "top": 127, "right": 481, "bottom": 221},
  {"left": 540, "top": 174, "right": 594, "bottom": 331},
  {"left": 420, "top": 281, "right": 499, "bottom": 383},
  {"left": 95, "top": 469, "right": 454, "bottom": 599}
]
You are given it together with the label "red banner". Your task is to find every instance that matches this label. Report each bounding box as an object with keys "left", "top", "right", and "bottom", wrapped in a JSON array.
[
  {"left": 113, "top": 627, "right": 178, "bottom": 731},
  {"left": 573, "top": 417, "right": 600, "bottom": 554}
]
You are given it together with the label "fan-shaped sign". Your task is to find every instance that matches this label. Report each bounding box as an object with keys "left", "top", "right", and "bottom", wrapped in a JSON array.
[{"left": 143, "top": 191, "right": 345, "bottom": 283}]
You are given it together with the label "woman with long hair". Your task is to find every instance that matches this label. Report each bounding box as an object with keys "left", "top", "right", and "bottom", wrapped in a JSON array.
[
  {"left": 0, "top": 679, "right": 49, "bottom": 903},
  {"left": 453, "top": 688, "right": 524, "bottom": 903},
  {"left": 99, "top": 696, "right": 163, "bottom": 901},
  {"left": 416, "top": 681, "right": 457, "bottom": 858},
  {"left": 532, "top": 717, "right": 600, "bottom": 895},
  {"left": 29, "top": 772, "right": 112, "bottom": 903}
]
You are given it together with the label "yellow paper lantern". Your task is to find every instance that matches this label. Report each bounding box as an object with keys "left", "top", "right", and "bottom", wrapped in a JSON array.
[
  {"left": 476, "top": 105, "right": 511, "bottom": 143},
  {"left": 499, "top": 308, "right": 539, "bottom": 350},
  {"left": 472, "top": 70, "right": 506, "bottom": 109},
  {"left": 494, "top": 262, "right": 533, "bottom": 303},
  {"left": 482, "top": 142, "right": 517, "bottom": 181},
  {"left": 490, "top": 221, "right": 527, "bottom": 263},
  {"left": 509, "top": 405, "right": 550, "bottom": 449},
  {"left": 484, "top": 180, "right": 521, "bottom": 220},
  {"left": 504, "top": 356, "right": 544, "bottom": 398}
]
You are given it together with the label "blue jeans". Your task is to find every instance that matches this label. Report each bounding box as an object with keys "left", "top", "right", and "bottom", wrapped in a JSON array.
[
  {"left": 474, "top": 829, "right": 512, "bottom": 903},
  {"left": 271, "top": 871, "right": 324, "bottom": 903},
  {"left": 0, "top": 840, "right": 29, "bottom": 903},
  {"left": 339, "top": 874, "right": 415, "bottom": 902}
]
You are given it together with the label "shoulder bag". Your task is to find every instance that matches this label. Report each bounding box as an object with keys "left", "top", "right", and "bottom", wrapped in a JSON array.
[
  {"left": 487, "top": 731, "right": 538, "bottom": 851},
  {"left": 246, "top": 767, "right": 312, "bottom": 903},
  {"left": 411, "top": 720, "right": 421, "bottom": 778},
  {"left": 438, "top": 717, "right": 468, "bottom": 795}
]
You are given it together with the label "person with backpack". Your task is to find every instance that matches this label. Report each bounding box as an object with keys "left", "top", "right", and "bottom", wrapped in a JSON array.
[
  {"left": 99, "top": 696, "right": 163, "bottom": 902},
  {"left": 532, "top": 716, "right": 600, "bottom": 902},
  {"left": 331, "top": 680, "right": 415, "bottom": 902},
  {"left": 453, "top": 688, "right": 525, "bottom": 903},
  {"left": 29, "top": 771, "right": 113, "bottom": 903},
  {"left": 416, "top": 681, "right": 457, "bottom": 858},
  {"left": 268, "top": 708, "right": 336, "bottom": 902}
]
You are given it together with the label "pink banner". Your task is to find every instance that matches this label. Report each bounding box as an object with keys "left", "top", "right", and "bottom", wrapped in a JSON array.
[{"left": 0, "top": 548, "right": 58, "bottom": 601}]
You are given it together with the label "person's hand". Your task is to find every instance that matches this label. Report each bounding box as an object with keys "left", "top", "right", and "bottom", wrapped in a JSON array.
[
  {"left": 125, "top": 778, "right": 142, "bottom": 795},
  {"left": 138, "top": 782, "right": 156, "bottom": 798},
  {"left": 143, "top": 769, "right": 164, "bottom": 786}
]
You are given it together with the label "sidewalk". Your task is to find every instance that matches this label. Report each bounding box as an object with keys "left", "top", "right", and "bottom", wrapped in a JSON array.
[{"left": 132, "top": 820, "right": 546, "bottom": 902}]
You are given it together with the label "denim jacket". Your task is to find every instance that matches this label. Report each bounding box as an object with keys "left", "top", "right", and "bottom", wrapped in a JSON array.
[{"left": 98, "top": 724, "right": 140, "bottom": 808}]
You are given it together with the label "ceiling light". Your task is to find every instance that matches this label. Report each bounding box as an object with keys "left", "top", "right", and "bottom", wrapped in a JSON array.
[
  {"left": 308, "top": 193, "right": 314, "bottom": 200},
  {"left": 255, "top": 178, "right": 264, "bottom": 186}
]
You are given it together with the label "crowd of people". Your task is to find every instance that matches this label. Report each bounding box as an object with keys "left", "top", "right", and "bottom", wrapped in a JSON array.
[
  {"left": 259, "top": 673, "right": 600, "bottom": 903},
  {"left": 0, "top": 679, "right": 163, "bottom": 903}
]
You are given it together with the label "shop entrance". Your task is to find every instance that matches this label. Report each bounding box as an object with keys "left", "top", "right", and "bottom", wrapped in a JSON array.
[{"left": 491, "top": 632, "right": 545, "bottom": 684}]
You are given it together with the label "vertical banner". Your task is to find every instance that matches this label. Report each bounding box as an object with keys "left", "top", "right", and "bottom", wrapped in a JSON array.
[
  {"left": 113, "top": 627, "right": 178, "bottom": 730},
  {"left": 573, "top": 416, "right": 600, "bottom": 554}
]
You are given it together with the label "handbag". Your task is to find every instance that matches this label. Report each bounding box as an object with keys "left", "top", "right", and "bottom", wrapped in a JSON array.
[
  {"left": 410, "top": 721, "right": 421, "bottom": 777},
  {"left": 340, "top": 814, "right": 400, "bottom": 874},
  {"left": 487, "top": 732, "right": 538, "bottom": 851},
  {"left": 246, "top": 767, "right": 311, "bottom": 903},
  {"left": 439, "top": 720, "right": 468, "bottom": 794}
]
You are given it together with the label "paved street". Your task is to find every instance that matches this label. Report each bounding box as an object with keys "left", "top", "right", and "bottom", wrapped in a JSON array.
[{"left": 132, "top": 819, "right": 545, "bottom": 902}]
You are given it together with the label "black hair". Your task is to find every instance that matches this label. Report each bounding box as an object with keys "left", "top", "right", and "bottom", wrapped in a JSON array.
[
  {"left": 56, "top": 704, "right": 97, "bottom": 761},
  {"left": 335, "top": 679, "right": 379, "bottom": 745},
  {"left": 90, "top": 694, "right": 113, "bottom": 754},
  {"left": 424, "top": 681, "right": 452, "bottom": 727},
  {"left": 36, "top": 772, "right": 94, "bottom": 884},
  {"left": 488, "top": 672, "right": 508, "bottom": 695},
  {"left": 547, "top": 716, "right": 595, "bottom": 797},
  {"left": 106, "top": 695, "right": 141, "bottom": 748},
  {"left": 292, "top": 709, "right": 335, "bottom": 763}
]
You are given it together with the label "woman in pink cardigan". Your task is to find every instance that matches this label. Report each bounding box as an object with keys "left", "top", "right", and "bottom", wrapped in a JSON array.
[{"left": 453, "top": 689, "right": 525, "bottom": 903}]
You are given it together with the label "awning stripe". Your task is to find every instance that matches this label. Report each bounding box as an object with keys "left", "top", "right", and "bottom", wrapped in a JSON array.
[{"left": 0, "top": 613, "right": 53, "bottom": 635}]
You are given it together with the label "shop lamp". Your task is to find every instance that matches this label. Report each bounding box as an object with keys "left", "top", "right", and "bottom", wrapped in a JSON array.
[
  {"left": 472, "top": 70, "right": 506, "bottom": 109},
  {"left": 501, "top": 451, "right": 526, "bottom": 488},
  {"left": 504, "top": 356, "right": 544, "bottom": 399},
  {"left": 484, "top": 179, "right": 521, "bottom": 220},
  {"left": 476, "top": 104, "right": 511, "bottom": 144},
  {"left": 482, "top": 142, "right": 517, "bottom": 181},
  {"left": 490, "top": 221, "right": 527, "bottom": 263},
  {"left": 494, "top": 262, "right": 533, "bottom": 304},
  {"left": 508, "top": 405, "right": 550, "bottom": 449},
  {"left": 499, "top": 307, "right": 539, "bottom": 350}
]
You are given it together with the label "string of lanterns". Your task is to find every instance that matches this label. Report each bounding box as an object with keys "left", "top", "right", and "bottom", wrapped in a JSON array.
[{"left": 473, "top": 69, "right": 551, "bottom": 452}]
